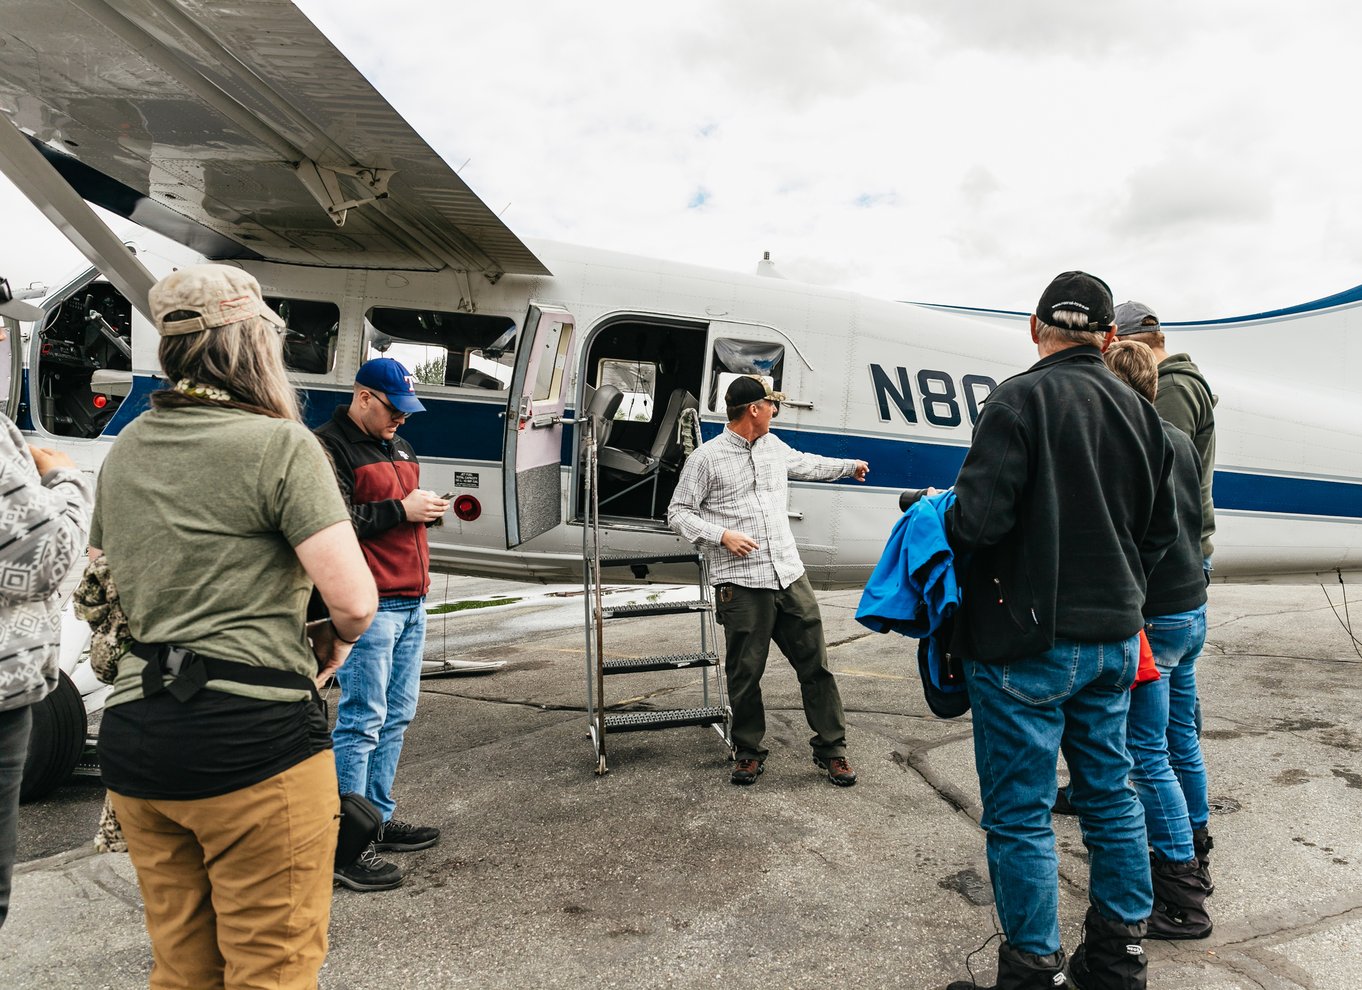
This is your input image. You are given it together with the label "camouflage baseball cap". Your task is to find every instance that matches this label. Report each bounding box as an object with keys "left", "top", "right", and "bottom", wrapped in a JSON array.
[
  {"left": 724, "top": 374, "right": 788, "bottom": 405},
  {"left": 148, "top": 264, "right": 285, "bottom": 337}
]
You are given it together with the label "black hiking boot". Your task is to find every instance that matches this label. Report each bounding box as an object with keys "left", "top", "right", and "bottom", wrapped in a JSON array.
[
  {"left": 1052, "top": 786, "right": 1075, "bottom": 816},
  {"left": 334, "top": 842, "right": 404, "bottom": 892},
  {"left": 1147, "top": 855, "right": 1213, "bottom": 940},
  {"left": 1069, "top": 907, "right": 1146, "bottom": 990},
  {"left": 945, "top": 941, "right": 1069, "bottom": 989},
  {"left": 374, "top": 818, "right": 440, "bottom": 851},
  {"left": 1192, "top": 827, "right": 1215, "bottom": 896}
]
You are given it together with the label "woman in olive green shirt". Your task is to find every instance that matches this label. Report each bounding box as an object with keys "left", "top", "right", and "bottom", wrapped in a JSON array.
[{"left": 92, "top": 265, "right": 377, "bottom": 990}]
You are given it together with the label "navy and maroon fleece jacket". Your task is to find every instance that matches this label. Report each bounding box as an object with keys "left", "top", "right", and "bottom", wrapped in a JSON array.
[{"left": 314, "top": 406, "right": 430, "bottom": 598}]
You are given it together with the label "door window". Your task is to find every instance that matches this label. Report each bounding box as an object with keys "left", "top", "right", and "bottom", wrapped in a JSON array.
[
  {"left": 707, "top": 339, "right": 785, "bottom": 411},
  {"left": 531, "top": 317, "right": 571, "bottom": 402}
]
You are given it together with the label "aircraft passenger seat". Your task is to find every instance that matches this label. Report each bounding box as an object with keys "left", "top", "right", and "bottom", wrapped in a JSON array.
[{"left": 598, "top": 389, "right": 698, "bottom": 476}]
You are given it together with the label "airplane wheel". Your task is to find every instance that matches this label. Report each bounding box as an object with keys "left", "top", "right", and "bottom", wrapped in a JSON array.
[{"left": 20, "top": 670, "right": 87, "bottom": 803}]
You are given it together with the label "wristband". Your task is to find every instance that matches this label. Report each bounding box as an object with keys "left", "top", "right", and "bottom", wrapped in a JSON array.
[{"left": 330, "top": 619, "right": 361, "bottom": 644}]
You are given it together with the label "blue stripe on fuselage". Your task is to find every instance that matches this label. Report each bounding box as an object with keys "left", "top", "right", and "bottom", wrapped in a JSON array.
[{"left": 70, "top": 376, "right": 1362, "bottom": 521}]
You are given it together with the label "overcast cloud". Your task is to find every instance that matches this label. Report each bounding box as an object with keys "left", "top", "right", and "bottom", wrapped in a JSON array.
[{"left": 2, "top": 1, "right": 1361, "bottom": 320}]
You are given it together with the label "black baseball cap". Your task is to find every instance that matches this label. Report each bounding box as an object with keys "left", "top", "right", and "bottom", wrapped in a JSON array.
[{"left": 1035, "top": 271, "right": 1115, "bottom": 329}]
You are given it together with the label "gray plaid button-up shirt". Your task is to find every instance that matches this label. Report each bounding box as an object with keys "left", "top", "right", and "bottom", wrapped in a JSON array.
[{"left": 667, "top": 427, "right": 856, "bottom": 589}]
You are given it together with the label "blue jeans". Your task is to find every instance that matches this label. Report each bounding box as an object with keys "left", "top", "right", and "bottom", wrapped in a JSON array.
[
  {"left": 1128, "top": 606, "right": 1209, "bottom": 863},
  {"left": 0, "top": 706, "right": 32, "bottom": 931},
  {"left": 332, "top": 597, "right": 426, "bottom": 821},
  {"left": 966, "top": 636, "right": 1152, "bottom": 956}
]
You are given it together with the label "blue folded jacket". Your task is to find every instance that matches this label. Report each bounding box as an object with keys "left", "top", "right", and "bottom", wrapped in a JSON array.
[{"left": 856, "top": 491, "right": 969, "bottom": 717}]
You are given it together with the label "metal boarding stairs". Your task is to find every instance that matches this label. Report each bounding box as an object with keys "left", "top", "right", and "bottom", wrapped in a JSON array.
[{"left": 579, "top": 387, "right": 730, "bottom": 775}]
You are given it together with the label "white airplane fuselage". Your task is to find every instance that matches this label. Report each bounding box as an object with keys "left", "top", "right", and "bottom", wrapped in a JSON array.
[{"left": 13, "top": 237, "right": 1362, "bottom": 588}]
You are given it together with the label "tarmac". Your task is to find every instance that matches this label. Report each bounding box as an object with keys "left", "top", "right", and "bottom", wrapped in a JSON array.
[{"left": 2, "top": 579, "right": 1360, "bottom": 989}]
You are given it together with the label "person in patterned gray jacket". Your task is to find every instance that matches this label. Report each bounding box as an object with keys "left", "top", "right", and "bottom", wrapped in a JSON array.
[
  {"left": 668, "top": 374, "right": 869, "bottom": 787},
  {"left": 0, "top": 322, "right": 93, "bottom": 928}
]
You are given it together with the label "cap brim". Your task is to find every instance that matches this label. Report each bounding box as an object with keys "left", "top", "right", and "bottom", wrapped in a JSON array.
[
  {"left": 0, "top": 298, "right": 44, "bottom": 321},
  {"left": 388, "top": 393, "right": 425, "bottom": 414}
]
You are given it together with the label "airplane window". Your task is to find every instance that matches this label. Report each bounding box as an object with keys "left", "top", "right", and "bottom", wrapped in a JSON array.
[
  {"left": 532, "top": 319, "right": 572, "bottom": 403},
  {"left": 34, "top": 281, "right": 133, "bottom": 439},
  {"left": 265, "top": 296, "right": 340, "bottom": 375},
  {"left": 597, "top": 359, "right": 657, "bottom": 421},
  {"left": 708, "top": 339, "right": 784, "bottom": 411},
  {"left": 365, "top": 307, "right": 516, "bottom": 390}
]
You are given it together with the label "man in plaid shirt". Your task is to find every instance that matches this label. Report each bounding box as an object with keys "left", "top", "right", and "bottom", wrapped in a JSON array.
[{"left": 668, "top": 375, "right": 869, "bottom": 786}]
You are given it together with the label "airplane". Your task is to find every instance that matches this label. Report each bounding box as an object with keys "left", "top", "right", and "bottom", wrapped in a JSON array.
[{"left": 2, "top": 0, "right": 1362, "bottom": 795}]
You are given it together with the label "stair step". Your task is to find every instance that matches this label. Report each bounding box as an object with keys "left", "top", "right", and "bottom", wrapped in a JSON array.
[
  {"left": 602, "top": 652, "right": 720, "bottom": 675},
  {"left": 603, "top": 707, "right": 727, "bottom": 734},
  {"left": 72, "top": 745, "right": 101, "bottom": 778},
  {"left": 599, "top": 600, "right": 710, "bottom": 619},
  {"left": 598, "top": 552, "right": 701, "bottom": 568}
]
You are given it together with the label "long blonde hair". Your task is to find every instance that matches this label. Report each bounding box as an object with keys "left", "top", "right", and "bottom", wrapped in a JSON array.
[{"left": 152, "top": 315, "right": 302, "bottom": 421}]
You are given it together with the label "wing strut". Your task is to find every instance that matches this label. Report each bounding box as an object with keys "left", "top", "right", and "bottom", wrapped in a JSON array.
[{"left": 0, "top": 115, "right": 156, "bottom": 323}]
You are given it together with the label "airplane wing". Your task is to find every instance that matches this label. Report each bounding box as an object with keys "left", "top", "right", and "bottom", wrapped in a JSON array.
[{"left": 0, "top": 0, "right": 550, "bottom": 277}]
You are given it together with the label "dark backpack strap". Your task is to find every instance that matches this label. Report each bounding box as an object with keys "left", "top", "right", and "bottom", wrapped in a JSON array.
[{"left": 130, "top": 642, "right": 319, "bottom": 703}]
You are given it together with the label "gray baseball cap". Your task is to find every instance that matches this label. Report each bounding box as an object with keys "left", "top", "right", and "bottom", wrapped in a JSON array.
[{"left": 1115, "top": 300, "right": 1160, "bottom": 337}]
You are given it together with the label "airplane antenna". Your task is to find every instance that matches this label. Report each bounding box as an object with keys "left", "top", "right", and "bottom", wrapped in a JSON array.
[{"left": 756, "top": 250, "right": 785, "bottom": 279}]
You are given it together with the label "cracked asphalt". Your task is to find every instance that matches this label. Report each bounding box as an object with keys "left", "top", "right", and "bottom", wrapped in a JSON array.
[{"left": 3, "top": 581, "right": 1360, "bottom": 989}]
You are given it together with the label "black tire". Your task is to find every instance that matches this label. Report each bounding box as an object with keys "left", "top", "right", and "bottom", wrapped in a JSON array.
[{"left": 20, "top": 670, "right": 87, "bottom": 803}]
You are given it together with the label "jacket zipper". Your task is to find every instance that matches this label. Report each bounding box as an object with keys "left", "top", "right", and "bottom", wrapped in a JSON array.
[
  {"left": 386, "top": 446, "right": 426, "bottom": 597},
  {"left": 994, "top": 577, "right": 1039, "bottom": 625}
]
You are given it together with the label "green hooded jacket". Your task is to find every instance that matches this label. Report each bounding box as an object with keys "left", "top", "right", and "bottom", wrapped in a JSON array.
[{"left": 1154, "top": 354, "right": 1216, "bottom": 558}]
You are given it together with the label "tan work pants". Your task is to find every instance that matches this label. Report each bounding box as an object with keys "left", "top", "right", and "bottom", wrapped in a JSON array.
[{"left": 111, "top": 750, "right": 339, "bottom": 990}]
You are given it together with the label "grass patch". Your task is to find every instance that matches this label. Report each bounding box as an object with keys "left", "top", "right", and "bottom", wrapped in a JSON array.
[{"left": 427, "top": 597, "right": 522, "bottom": 615}]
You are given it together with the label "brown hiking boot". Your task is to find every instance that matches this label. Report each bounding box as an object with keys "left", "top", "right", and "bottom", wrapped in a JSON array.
[
  {"left": 814, "top": 755, "right": 857, "bottom": 786},
  {"left": 730, "top": 758, "right": 764, "bottom": 785}
]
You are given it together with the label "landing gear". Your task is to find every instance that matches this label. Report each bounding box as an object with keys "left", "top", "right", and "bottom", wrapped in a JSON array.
[{"left": 20, "top": 670, "right": 87, "bottom": 802}]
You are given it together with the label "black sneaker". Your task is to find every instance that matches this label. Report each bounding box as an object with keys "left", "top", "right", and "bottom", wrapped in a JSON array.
[
  {"left": 375, "top": 819, "right": 440, "bottom": 851},
  {"left": 334, "top": 843, "right": 403, "bottom": 892}
]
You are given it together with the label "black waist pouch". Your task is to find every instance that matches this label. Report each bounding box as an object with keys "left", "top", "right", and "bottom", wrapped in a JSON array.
[{"left": 336, "top": 792, "right": 383, "bottom": 869}]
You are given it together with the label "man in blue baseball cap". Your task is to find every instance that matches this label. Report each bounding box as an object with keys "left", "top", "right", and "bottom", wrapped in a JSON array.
[{"left": 315, "top": 357, "right": 445, "bottom": 891}]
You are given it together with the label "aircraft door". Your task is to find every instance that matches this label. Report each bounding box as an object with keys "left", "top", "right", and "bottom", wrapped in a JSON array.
[
  {"left": 1, "top": 317, "right": 18, "bottom": 418},
  {"left": 503, "top": 304, "right": 575, "bottom": 547}
]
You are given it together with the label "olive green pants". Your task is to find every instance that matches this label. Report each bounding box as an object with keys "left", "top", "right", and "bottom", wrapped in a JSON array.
[{"left": 713, "top": 575, "right": 848, "bottom": 762}]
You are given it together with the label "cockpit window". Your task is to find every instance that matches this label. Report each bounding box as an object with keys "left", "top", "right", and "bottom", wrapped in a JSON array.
[
  {"left": 266, "top": 297, "right": 340, "bottom": 375},
  {"left": 364, "top": 307, "right": 517, "bottom": 390}
]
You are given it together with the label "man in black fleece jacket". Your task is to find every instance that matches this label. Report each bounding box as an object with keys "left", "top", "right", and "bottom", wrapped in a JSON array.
[{"left": 942, "top": 272, "right": 1177, "bottom": 990}]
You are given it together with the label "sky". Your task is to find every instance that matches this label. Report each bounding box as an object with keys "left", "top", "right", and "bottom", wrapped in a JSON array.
[{"left": 2, "top": 0, "right": 1362, "bottom": 320}]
